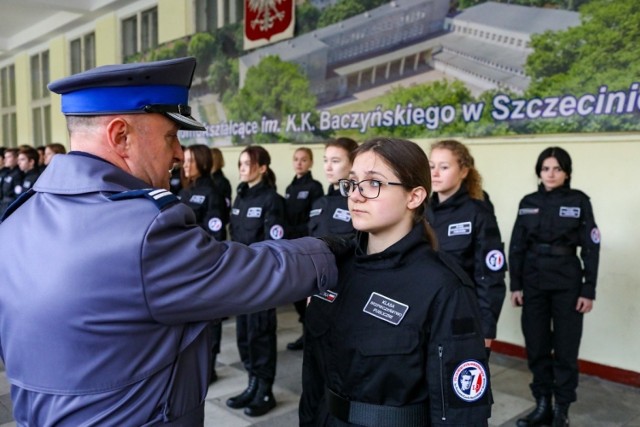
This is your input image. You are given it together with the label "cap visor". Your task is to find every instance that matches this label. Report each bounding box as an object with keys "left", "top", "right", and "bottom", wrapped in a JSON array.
[{"left": 165, "top": 112, "right": 206, "bottom": 131}]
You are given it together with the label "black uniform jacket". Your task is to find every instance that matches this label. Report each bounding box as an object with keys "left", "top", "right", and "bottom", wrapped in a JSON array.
[
  {"left": 211, "top": 169, "right": 232, "bottom": 223},
  {"left": 509, "top": 184, "right": 600, "bottom": 299},
  {"left": 301, "top": 223, "right": 491, "bottom": 427},
  {"left": 308, "top": 186, "right": 354, "bottom": 238},
  {"left": 285, "top": 172, "right": 324, "bottom": 239},
  {"left": 426, "top": 187, "right": 506, "bottom": 339},
  {"left": 179, "top": 175, "right": 228, "bottom": 241},
  {"left": 230, "top": 180, "right": 286, "bottom": 245}
]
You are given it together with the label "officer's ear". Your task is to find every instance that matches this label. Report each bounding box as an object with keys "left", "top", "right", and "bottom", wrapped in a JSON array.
[{"left": 105, "top": 117, "right": 130, "bottom": 158}]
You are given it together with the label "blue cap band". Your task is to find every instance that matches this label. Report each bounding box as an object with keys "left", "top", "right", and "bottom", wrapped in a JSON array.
[{"left": 61, "top": 84, "right": 188, "bottom": 114}]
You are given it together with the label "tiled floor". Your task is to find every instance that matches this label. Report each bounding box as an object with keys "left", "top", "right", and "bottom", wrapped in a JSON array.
[{"left": 1, "top": 306, "right": 639, "bottom": 426}]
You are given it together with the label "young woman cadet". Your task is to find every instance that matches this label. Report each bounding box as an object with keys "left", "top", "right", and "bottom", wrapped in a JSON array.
[
  {"left": 226, "top": 145, "right": 286, "bottom": 417},
  {"left": 307, "top": 137, "right": 359, "bottom": 238},
  {"left": 509, "top": 147, "right": 600, "bottom": 427},
  {"left": 426, "top": 140, "right": 506, "bottom": 353},
  {"left": 179, "top": 144, "right": 228, "bottom": 384},
  {"left": 284, "top": 147, "right": 324, "bottom": 351},
  {"left": 300, "top": 137, "right": 491, "bottom": 427}
]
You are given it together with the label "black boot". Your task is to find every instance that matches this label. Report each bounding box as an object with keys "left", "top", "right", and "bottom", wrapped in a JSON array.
[
  {"left": 226, "top": 376, "right": 258, "bottom": 409},
  {"left": 244, "top": 378, "right": 276, "bottom": 417},
  {"left": 552, "top": 404, "right": 569, "bottom": 427},
  {"left": 517, "top": 395, "right": 553, "bottom": 426},
  {"left": 286, "top": 335, "right": 304, "bottom": 351}
]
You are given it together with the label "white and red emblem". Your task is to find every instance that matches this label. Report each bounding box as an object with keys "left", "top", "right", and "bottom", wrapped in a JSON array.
[
  {"left": 452, "top": 360, "right": 487, "bottom": 402},
  {"left": 244, "top": 0, "right": 295, "bottom": 50},
  {"left": 270, "top": 224, "right": 284, "bottom": 240},
  {"left": 485, "top": 249, "right": 505, "bottom": 271},
  {"left": 590, "top": 227, "right": 601, "bottom": 244}
]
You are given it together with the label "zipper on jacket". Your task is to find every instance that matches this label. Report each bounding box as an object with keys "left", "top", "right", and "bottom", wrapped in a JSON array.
[{"left": 439, "top": 345, "right": 446, "bottom": 420}]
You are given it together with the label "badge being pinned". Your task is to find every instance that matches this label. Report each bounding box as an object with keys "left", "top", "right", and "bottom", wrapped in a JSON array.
[{"left": 452, "top": 360, "right": 487, "bottom": 402}]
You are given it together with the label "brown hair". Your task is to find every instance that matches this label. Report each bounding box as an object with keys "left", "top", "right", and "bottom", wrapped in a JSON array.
[
  {"left": 239, "top": 145, "right": 276, "bottom": 188},
  {"left": 46, "top": 143, "right": 67, "bottom": 155},
  {"left": 294, "top": 146, "right": 313, "bottom": 162},
  {"left": 430, "top": 139, "right": 483, "bottom": 200},
  {"left": 325, "top": 137, "right": 358, "bottom": 162},
  {"left": 354, "top": 137, "right": 437, "bottom": 249},
  {"left": 210, "top": 147, "right": 225, "bottom": 172},
  {"left": 185, "top": 144, "right": 213, "bottom": 179}
]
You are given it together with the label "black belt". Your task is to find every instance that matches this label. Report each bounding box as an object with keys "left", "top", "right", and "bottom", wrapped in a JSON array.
[
  {"left": 326, "top": 388, "right": 429, "bottom": 427},
  {"left": 533, "top": 244, "right": 575, "bottom": 256}
]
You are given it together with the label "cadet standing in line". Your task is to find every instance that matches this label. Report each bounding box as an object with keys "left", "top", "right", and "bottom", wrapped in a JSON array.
[
  {"left": 308, "top": 137, "right": 359, "bottom": 239},
  {"left": 284, "top": 147, "right": 324, "bottom": 351},
  {"left": 0, "top": 148, "right": 22, "bottom": 216},
  {"left": 510, "top": 146, "right": 600, "bottom": 427},
  {"left": 426, "top": 139, "right": 506, "bottom": 354},
  {"left": 15, "top": 146, "right": 41, "bottom": 198},
  {"left": 0, "top": 57, "right": 339, "bottom": 426},
  {"left": 226, "top": 145, "right": 286, "bottom": 417},
  {"left": 300, "top": 137, "right": 492, "bottom": 427},
  {"left": 210, "top": 147, "right": 232, "bottom": 220}
]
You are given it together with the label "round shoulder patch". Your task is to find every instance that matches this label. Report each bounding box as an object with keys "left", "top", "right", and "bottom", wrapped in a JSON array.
[
  {"left": 485, "top": 249, "right": 505, "bottom": 271},
  {"left": 270, "top": 224, "right": 284, "bottom": 240},
  {"left": 208, "top": 217, "right": 222, "bottom": 232},
  {"left": 590, "top": 227, "right": 601, "bottom": 244},
  {"left": 452, "top": 360, "right": 488, "bottom": 402}
]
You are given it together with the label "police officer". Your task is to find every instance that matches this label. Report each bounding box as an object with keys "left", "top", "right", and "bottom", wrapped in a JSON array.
[
  {"left": 226, "top": 145, "right": 286, "bottom": 417},
  {"left": 301, "top": 138, "right": 491, "bottom": 426},
  {"left": 510, "top": 146, "right": 600, "bottom": 427},
  {"left": 426, "top": 140, "right": 506, "bottom": 353},
  {"left": 0, "top": 57, "right": 339, "bottom": 426},
  {"left": 284, "top": 147, "right": 324, "bottom": 351},
  {"left": 308, "top": 137, "right": 359, "bottom": 238},
  {"left": 0, "top": 148, "right": 23, "bottom": 216}
]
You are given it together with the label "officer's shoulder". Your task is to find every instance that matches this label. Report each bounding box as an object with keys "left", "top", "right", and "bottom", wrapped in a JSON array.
[
  {"left": 568, "top": 188, "right": 591, "bottom": 201},
  {"left": 109, "top": 188, "right": 180, "bottom": 211}
]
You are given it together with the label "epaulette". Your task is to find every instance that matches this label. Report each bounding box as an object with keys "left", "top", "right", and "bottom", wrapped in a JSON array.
[
  {"left": 1, "top": 189, "right": 36, "bottom": 222},
  {"left": 109, "top": 188, "right": 179, "bottom": 211},
  {"left": 437, "top": 250, "right": 475, "bottom": 289}
]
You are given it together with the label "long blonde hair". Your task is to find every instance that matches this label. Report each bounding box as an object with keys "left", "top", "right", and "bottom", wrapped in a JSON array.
[{"left": 431, "top": 139, "right": 484, "bottom": 200}]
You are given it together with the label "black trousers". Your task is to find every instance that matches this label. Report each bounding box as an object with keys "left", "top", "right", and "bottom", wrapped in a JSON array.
[
  {"left": 294, "top": 298, "right": 307, "bottom": 324},
  {"left": 236, "top": 309, "right": 277, "bottom": 382},
  {"left": 521, "top": 285, "right": 583, "bottom": 405}
]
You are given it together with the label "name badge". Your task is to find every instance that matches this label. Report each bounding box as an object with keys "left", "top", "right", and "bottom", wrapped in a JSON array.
[
  {"left": 297, "top": 190, "right": 309, "bottom": 200},
  {"left": 363, "top": 292, "right": 409, "bottom": 326},
  {"left": 448, "top": 221, "right": 472, "bottom": 236},
  {"left": 189, "top": 195, "right": 205, "bottom": 204},
  {"left": 247, "top": 207, "right": 262, "bottom": 218},
  {"left": 310, "top": 208, "right": 322, "bottom": 217},
  {"left": 314, "top": 289, "right": 338, "bottom": 303},
  {"left": 519, "top": 208, "right": 539, "bottom": 215},
  {"left": 332, "top": 208, "right": 351, "bottom": 222},
  {"left": 559, "top": 206, "right": 580, "bottom": 218}
]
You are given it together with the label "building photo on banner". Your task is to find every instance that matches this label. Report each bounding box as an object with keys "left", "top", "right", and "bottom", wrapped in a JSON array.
[{"left": 0, "top": 0, "right": 639, "bottom": 425}]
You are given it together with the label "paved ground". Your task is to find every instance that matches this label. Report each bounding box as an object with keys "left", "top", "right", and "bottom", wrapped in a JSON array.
[{"left": 1, "top": 306, "right": 639, "bottom": 426}]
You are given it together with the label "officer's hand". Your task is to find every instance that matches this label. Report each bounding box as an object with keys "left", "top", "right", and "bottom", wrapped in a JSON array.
[
  {"left": 317, "top": 235, "right": 355, "bottom": 260},
  {"left": 511, "top": 291, "right": 524, "bottom": 307}
]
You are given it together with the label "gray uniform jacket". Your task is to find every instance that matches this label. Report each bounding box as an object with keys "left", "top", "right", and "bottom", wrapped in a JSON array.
[{"left": 0, "top": 152, "right": 337, "bottom": 426}]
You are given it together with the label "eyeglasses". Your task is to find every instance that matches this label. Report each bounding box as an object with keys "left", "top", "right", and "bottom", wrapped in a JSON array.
[{"left": 338, "top": 179, "right": 404, "bottom": 199}]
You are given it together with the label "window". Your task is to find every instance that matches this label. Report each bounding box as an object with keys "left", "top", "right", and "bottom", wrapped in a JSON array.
[
  {"left": 70, "top": 32, "right": 96, "bottom": 74},
  {"left": 1, "top": 64, "right": 17, "bottom": 147},
  {"left": 121, "top": 7, "right": 158, "bottom": 60},
  {"left": 195, "top": 0, "right": 218, "bottom": 32},
  {"left": 30, "top": 51, "right": 51, "bottom": 146}
]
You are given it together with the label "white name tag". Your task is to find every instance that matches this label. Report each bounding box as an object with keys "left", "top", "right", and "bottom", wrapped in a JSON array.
[
  {"left": 247, "top": 207, "right": 262, "bottom": 218},
  {"left": 519, "top": 208, "right": 539, "bottom": 215},
  {"left": 189, "top": 195, "right": 205, "bottom": 204},
  {"left": 362, "top": 292, "right": 409, "bottom": 326},
  {"left": 297, "top": 191, "right": 309, "bottom": 200},
  {"left": 448, "top": 221, "right": 472, "bottom": 236},
  {"left": 332, "top": 208, "right": 351, "bottom": 222},
  {"left": 559, "top": 206, "right": 580, "bottom": 218},
  {"left": 310, "top": 208, "right": 322, "bottom": 217}
]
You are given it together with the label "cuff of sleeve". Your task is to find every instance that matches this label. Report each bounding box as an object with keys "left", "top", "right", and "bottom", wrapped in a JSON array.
[{"left": 580, "top": 283, "right": 596, "bottom": 300}]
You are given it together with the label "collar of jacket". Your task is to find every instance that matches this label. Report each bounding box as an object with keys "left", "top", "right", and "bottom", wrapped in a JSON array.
[
  {"left": 236, "top": 179, "right": 269, "bottom": 197},
  {"left": 33, "top": 151, "right": 150, "bottom": 195},
  {"left": 537, "top": 182, "right": 571, "bottom": 196},
  {"left": 290, "top": 171, "right": 314, "bottom": 186},
  {"left": 430, "top": 185, "right": 469, "bottom": 210},
  {"left": 353, "top": 222, "right": 428, "bottom": 270}
]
